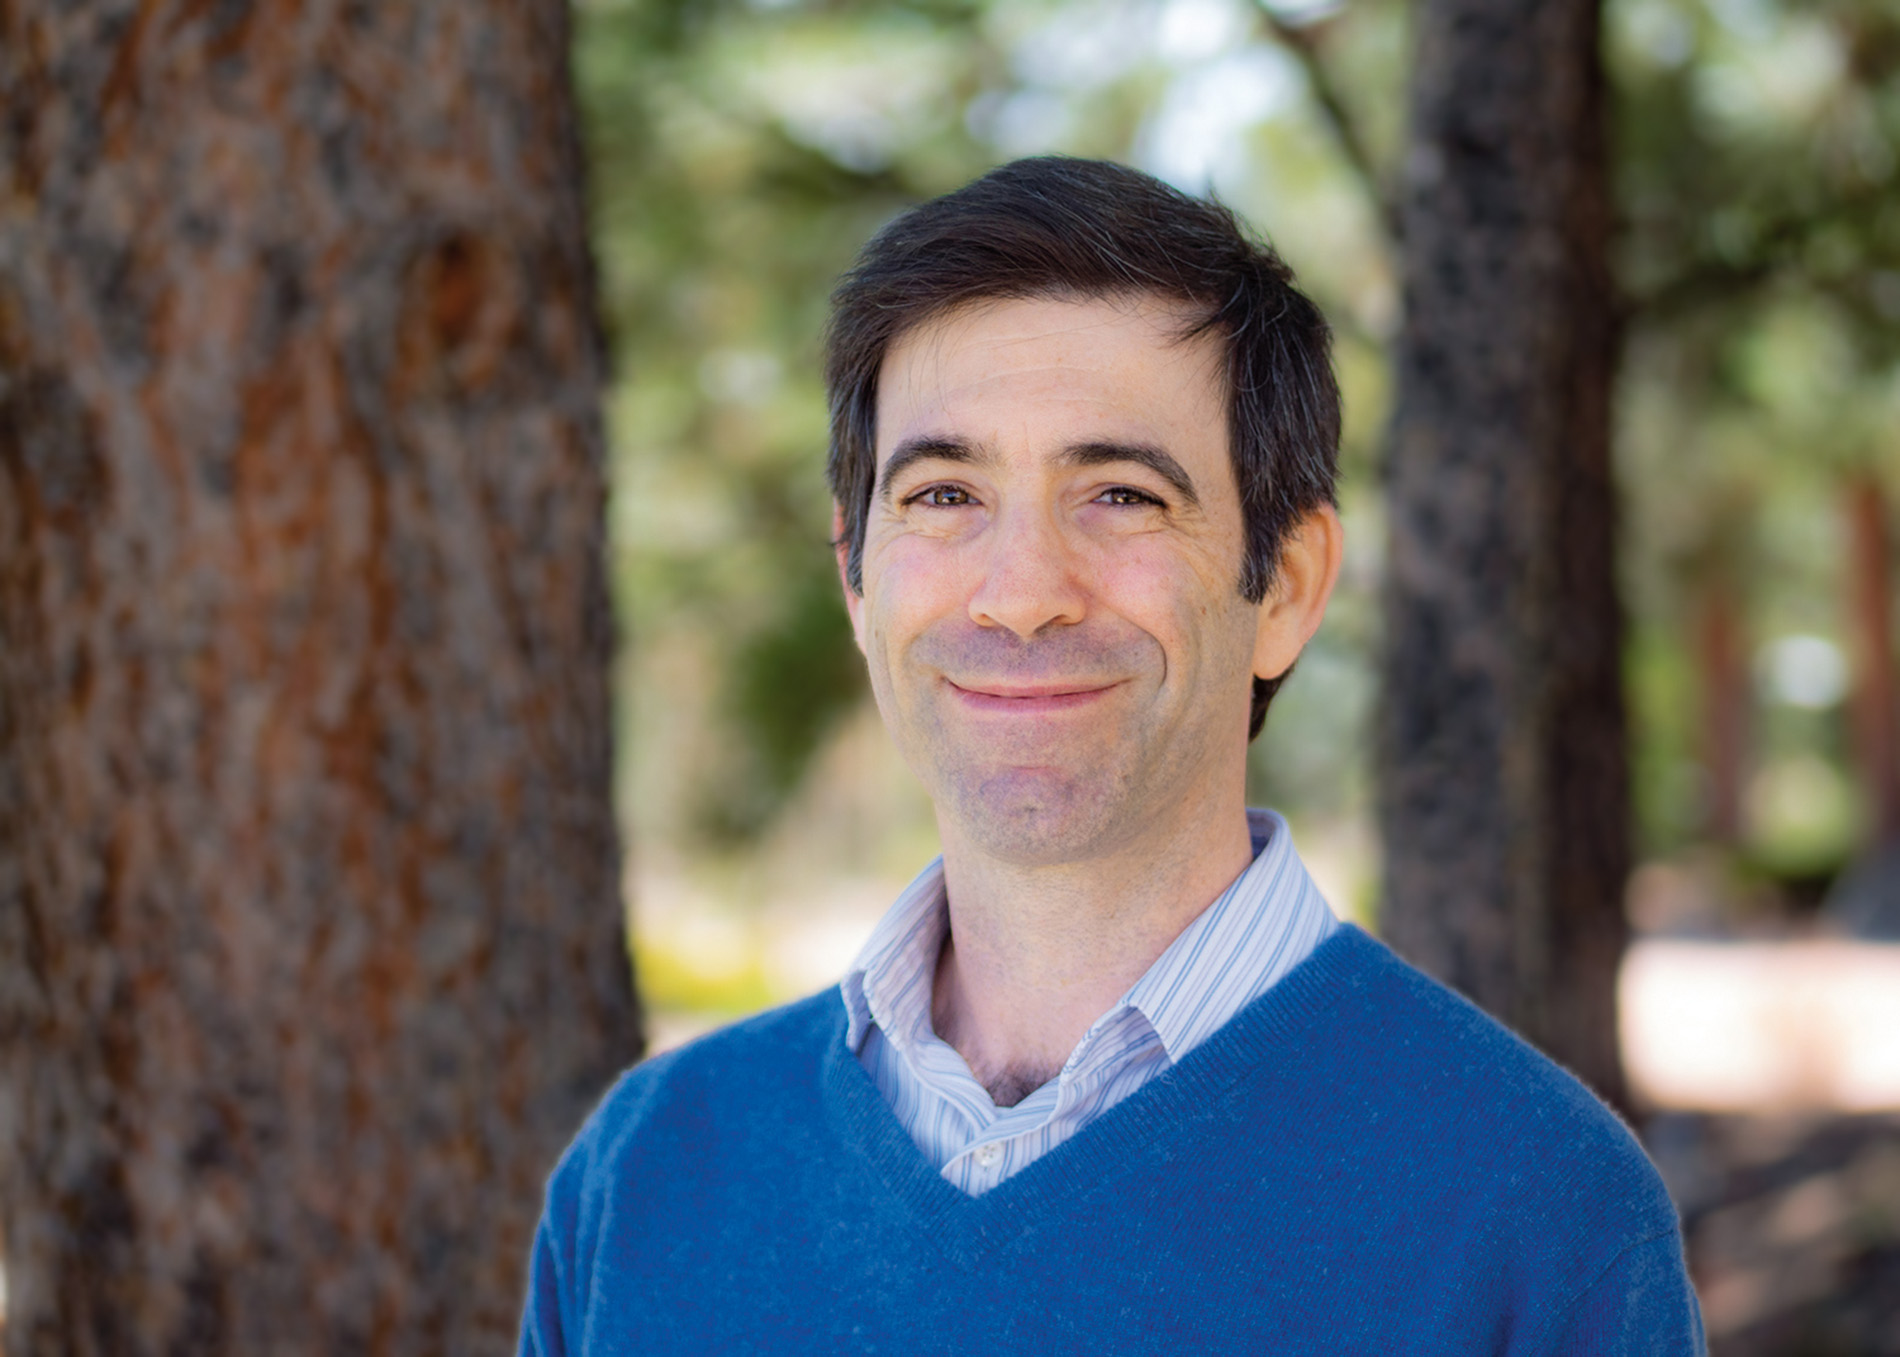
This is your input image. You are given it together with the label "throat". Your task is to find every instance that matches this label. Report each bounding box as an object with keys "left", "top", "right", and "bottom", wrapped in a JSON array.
[
  {"left": 981, "top": 1063, "right": 1060, "bottom": 1109},
  {"left": 930, "top": 942, "right": 1065, "bottom": 1107}
]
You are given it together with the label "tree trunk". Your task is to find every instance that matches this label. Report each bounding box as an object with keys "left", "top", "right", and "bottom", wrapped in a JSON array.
[
  {"left": 1844, "top": 474, "right": 1900, "bottom": 847},
  {"left": 0, "top": 3, "right": 641, "bottom": 1352},
  {"left": 1377, "top": 0, "right": 1629, "bottom": 1108}
]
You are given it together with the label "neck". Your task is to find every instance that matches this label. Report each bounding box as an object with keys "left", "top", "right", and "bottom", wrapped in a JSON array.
[{"left": 929, "top": 793, "right": 1255, "bottom": 1107}]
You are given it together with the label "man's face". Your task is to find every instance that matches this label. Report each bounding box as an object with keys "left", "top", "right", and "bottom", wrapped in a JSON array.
[{"left": 841, "top": 293, "right": 1284, "bottom": 865}]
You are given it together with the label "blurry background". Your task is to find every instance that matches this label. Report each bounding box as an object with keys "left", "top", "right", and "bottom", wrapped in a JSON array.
[{"left": 575, "top": 0, "right": 1900, "bottom": 1349}]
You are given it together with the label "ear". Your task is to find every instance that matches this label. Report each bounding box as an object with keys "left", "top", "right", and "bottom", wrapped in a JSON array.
[
  {"left": 1252, "top": 505, "right": 1343, "bottom": 682},
  {"left": 833, "top": 504, "right": 869, "bottom": 656}
]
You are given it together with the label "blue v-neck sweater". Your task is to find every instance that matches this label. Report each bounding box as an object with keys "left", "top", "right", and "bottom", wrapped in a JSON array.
[{"left": 520, "top": 927, "right": 1704, "bottom": 1355}]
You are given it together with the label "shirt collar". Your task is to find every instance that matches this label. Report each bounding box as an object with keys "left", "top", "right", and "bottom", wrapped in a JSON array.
[
  {"left": 1119, "top": 808, "right": 1320, "bottom": 1062},
  {"left": 840, "top": 808, "right": 1332, "bottom": 1064},
  {"left": 841, "top": 855, "right": 948, "bottom": 1055}
]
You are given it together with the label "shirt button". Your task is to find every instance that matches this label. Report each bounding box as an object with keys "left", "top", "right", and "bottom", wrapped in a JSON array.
[{"left": 974, "top": 1143, "right": 1003, "bottom": 1169}]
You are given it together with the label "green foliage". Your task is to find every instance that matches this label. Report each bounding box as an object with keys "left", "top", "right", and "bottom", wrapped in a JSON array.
[
  {"left": 577, "top": 0, "right": 993, "bottom": 847},
  {"left": 711, "top": 554, "right": 866, "bottom": 840},
  {"left": 1611, "top": 0, "right": 1900, "bottom": 868}
]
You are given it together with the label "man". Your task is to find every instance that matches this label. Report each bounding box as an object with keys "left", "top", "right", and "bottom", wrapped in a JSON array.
[{"left": 519, "top": 157, "right": 1704, "bottom": 1353}]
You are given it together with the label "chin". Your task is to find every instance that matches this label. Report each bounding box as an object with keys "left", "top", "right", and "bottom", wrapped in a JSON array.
[{"left": 945, "top": 765, "right": 1135, "bottom": 865}]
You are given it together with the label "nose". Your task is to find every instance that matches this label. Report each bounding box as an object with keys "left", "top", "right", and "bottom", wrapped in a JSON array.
[{"left": 966, "top": 505, "right": 1087, "bottom": 640}]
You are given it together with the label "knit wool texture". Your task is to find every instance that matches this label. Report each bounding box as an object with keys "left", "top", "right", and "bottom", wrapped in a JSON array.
[{"left": 520, "top": 927, "right": 1705, "bottom": 1355}]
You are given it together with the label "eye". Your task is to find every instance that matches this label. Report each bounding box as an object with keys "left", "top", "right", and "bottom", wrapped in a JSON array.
[
  {"left": 1095, "top": 485, "right": 1162, "bottom": 507},
  {"left": 907, "top": 484, "right": 976, "bottom": 508}
]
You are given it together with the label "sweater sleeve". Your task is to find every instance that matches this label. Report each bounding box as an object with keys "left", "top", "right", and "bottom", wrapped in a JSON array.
[
  {"left": 517, "top": 1213, "right": 570, "bottom": 1357},
  {"left": 1539, "top": 1232, "right": 1707, "bottom": 1357},
  {"left": 518, "top": 1127, "right": 595, "bottom": 1357}
]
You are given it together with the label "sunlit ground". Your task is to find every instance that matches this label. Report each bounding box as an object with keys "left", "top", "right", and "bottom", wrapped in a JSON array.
[{"left": 1623, "top": 939, "right": 1900, "bottom": 1113}]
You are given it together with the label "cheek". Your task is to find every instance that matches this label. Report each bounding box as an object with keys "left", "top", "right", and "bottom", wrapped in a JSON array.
[
  {"left": 1084, "top": 538, "right": 1243, "bottom": 649},
  {"left": 859, "top": 537, "right": 971, "bottom": 657}
]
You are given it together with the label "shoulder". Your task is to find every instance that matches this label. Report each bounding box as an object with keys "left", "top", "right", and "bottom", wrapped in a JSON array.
[
  {"left": 1279, "top": 926, "right": 1681, "bottom": 1233},
  {"left": 521, "top": 991, "right": 847, "bottom": 1350},
  {"left": 1340, "top": 925, "right": 1663, "bottom": 1158},
  {"left": 1245, "top": 928, "right": 1698, "bottom": 1346},
  {"left": 580, "top": 988, "right": 840, "bottom": 1139},
  {"left": 547, "top": 989, "right": 843, "bottom": 1199}
]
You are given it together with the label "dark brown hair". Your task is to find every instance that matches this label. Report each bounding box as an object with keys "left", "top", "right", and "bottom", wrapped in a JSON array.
[{"left": 824, "top": 156, "right": 1340, "bottom": 738}]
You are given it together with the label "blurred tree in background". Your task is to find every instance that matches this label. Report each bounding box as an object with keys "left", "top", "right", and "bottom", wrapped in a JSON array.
[
  {"left": 1378, "top": 0, "right": 1629, "bottom": 1106},
  {"left": 0, "top": 2, "right": 637, "bottom": 1351}
]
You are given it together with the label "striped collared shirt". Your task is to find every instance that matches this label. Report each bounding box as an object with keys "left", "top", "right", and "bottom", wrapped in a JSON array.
[{"left": 840, "top": 808, "right": 1339, "bottom": 1197}]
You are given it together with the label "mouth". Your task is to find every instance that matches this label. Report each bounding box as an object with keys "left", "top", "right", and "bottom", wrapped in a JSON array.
[{"left": 944, "top": 678, "right": 1123, "bottom": 714}]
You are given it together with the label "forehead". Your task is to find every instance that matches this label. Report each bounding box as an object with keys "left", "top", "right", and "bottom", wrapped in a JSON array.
[{"left": 874, "top": 294, "right": 1229, "bottom": 465}]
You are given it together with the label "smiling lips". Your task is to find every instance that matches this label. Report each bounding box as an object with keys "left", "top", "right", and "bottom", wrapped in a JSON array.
[{"left": 945, "top": 678, "right": 1123, "bottom": 714}]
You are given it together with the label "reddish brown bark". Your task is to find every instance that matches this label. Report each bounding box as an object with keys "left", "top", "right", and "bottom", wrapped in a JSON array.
[
  {"left": 1845, "top": 474, "right": 1900, "bottom": 846},
  {"left": 0, "top": 3, "right": 640, "bottom": 1352},
  {"left": 1378, "top": 0, "right": 1630, "bottom": 1108}
]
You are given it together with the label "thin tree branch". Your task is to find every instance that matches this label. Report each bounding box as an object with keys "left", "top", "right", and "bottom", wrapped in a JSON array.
[
  {"left": 1623, "top": 183, "right": 1898, "bottom": 322},
  {"left": 1625, "top": 254, "right": 1780, "bottom": 325},
  {"left": 1255, "top": 4, "right": 1401, "bottom": 245}
]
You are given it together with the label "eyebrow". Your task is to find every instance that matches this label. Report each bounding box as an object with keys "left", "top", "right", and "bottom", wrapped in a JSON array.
[
  {"left": 875, "top": 434, "right": 1201, "bottom": 507},
  {"left": 876, "top": 436, "right": 992, "bottom": 503},
  {"left": 1059, "top": 441, "right": 1200, "bottom": 507}
]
